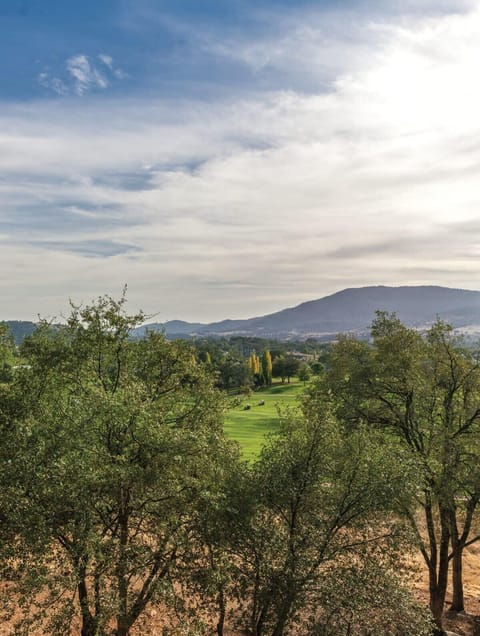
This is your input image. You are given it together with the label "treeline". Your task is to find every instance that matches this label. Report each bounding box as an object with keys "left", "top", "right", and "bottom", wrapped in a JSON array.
[
  {"left": 0, "top": 298, "right": 479, "bottom": 635},
  {"left": 192, "top": 336, "right": 329, "bottom": 391}
]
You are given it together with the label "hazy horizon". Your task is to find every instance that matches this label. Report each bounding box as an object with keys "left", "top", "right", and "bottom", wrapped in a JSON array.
[
  {"left": 4, "top": 283, "right": 480, "bottom": 325},
  {"left": 2, "top": 1, "right": 480, "bottom": 321}
]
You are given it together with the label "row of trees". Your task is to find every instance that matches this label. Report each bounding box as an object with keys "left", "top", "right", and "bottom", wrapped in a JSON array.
[
  {"left": 0, "top": 297, "right": 431, "bottom": 636},
  {"left": 247, "top": 351, "right": 273, "bottom": 386},
  {"left": 0, "top": 296, "right": 233, "bottom": 635},
  {"left": 324, "top": 312, "right": 480, "bottom": 634},
  {"left": 193, "top": 337, "right": 324, "bottom": 391},
  {"left": 1, "top": 298, "right": 477, "bottom": 634}
]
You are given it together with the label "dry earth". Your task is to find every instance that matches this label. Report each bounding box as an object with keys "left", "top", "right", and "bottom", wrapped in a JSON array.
[{"left": 2, "top": 545, "right": 480, "bottom": 635}]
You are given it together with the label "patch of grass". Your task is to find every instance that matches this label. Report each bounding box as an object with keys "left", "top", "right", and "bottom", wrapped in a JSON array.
[{"left": 224, "top": 381, "right": 306, "bottom": 460}]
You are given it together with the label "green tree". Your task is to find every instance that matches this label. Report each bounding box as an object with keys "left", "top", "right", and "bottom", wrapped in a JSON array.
[
  {"left": 8, "top": 294, "right": 228, "bottom": 636},
  {"left": 199, "top": 349, "right": 212, "bottom": 364},
  {"left": 271, "top": 353, "right": 300, "bottom": 384},
  {"left": 326, "top": 313, "right": 480, "bottom": 633},
  {"left": 272, "top": 354, "right": 287, "bottom": 383},
  {"left": 0, "top": 323, "right": 16, "bottom": 383},
  {"left": 310, "top": 360, "right": 324, "bottom": 375},
  {"left": 185, "top": 444, "right": 245, "bottom": 636},
  {"left": 225, "top": 399, "right": 430, "bottom": 636},
  {"left": 283, "top": 355, "right": 300, "bottom": 383},
  {"left": 217, "top": 356, "right": 252, "bottom": 391},
  {"left": 0, "top": 324, "right": 30, "bottom": 569},
  {"left": 297, "top": 362, "right": 311, "bottom": 384},
  {"left": 261, "top": 350, "right": 273, "bottom": 386}
]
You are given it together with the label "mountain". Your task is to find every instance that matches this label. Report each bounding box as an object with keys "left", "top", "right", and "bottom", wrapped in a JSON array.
[
  {"left": 3, "top": 320, "right": 37, "bottom": 345},
  {"left": 139, "top": 286, "right": 480, "bottom": 340},
  {"left": 6, "top": 286, "right": 480, "bottom": 344},
  {"left": 133, "top": 320, "right": 206, "bottom": 338}
]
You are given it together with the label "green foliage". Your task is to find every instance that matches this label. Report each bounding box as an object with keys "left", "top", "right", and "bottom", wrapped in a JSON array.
[
  {"left": 224, "top": 399, "right": 431, "bottom": 636},
  {"left": 216, "top": 355, "right": 252, "bottom": 391},
  {"left": 0, "top": 302, "right": 458, "bottom": 635},
  {"left": 272, "top": 354, "right": 300, "bottom": 383},
  {"left": 325, "top": 312, "right": 480, "bottom": 629},
  {"left": 310, "top": 360, "right": 324, "bottom": 375},
  {"left": 261, "top": 350, "right": 272, "bottom": 386},
  {"left": 5, "top": 293, "right": 231, "bottom": 636},
  {"left": 297, "top": 362, "right": 311, "bottom": 384},
  {"left": 0, "top": 323, "right": 16, "bottom": 383}
]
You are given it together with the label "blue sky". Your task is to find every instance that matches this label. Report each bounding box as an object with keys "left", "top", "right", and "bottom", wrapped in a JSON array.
[
  {"left": 1, "top": 0, "right": 480, "bottom": 321},
  {"left": 3, "top": 0, "right": 377, "bottom": 100}
]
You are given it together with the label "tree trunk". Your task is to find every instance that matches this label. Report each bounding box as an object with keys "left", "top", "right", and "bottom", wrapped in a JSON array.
[
  {"left": 254, "top": 600, "right": 270, "bottom": 636},
  {"left": 116, "top": 621, "right": 129, "bottom": 636},
  {"left": 424, "top": 502, "right": 449, "bottom": 635},
  {"left": 429, "top": 581, "right": 447, "bottom": 635},
  {"left": 449, "top": 508, "right": 466, "bottom": 612},
  {"left": 270, "top": 591, "right": 295, "bottom": 636},
  {"left": 77, "top": 559, "right": 98, "bottom": 636},
  {"left": 271, "top": 612, "right": 288, "bottom": 636},
  {"left": 80, "top": 609, "right": 97, "bottom": 636},
  {"left": 116, "top": 494, "right": 131, "bottom": 636},
  {"left": 450, "top": 544, "right": 464, "bottom": 612},
  {"left": 216, "top": 588, "right": 226, "bottom": 636}
]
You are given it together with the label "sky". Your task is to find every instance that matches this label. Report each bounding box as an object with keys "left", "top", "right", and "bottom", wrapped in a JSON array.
[{"left": 2, "top": 0, "right": 480, "bottom": 322}]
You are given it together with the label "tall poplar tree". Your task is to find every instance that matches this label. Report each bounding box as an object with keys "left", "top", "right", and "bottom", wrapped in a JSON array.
[{"left": 261, "top": 350, "right": 272, "bottom": 386}]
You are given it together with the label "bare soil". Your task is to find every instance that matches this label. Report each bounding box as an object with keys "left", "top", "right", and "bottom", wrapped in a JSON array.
[{"left": 2, "top": 544, "right": 480, "bottom": 634}]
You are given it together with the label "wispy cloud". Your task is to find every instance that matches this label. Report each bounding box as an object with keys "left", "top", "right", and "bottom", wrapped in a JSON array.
[
  {"left": 37, "top": 54, "right": 127, "bottom": 96},
  {"left": 26, "top": 239, "right": 140, "bottom": 258},
  {"left": 98, "top": 53, "right": 128, "bottom": 80},
  {"left": 67, "top": 54, "right": 108, "bottom": 95},
  {"left": 3, "top": 1, "right": 480, "bottom": 320}
]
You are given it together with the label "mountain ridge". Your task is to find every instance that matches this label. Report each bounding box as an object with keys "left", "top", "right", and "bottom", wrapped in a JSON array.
[
  {"left": 145, "top": 285, "right": 480, "bottom": 340},
  {"left": 5, "top": 286, "right": 480, "bottom": 343}
]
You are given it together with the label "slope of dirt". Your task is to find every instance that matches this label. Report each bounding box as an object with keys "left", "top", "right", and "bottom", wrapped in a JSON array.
[{"left": 2, "top": 544, "right": 480, "bottom": 635}]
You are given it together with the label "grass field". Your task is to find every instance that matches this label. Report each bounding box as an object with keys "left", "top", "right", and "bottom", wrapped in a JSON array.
[{"left": 224, "top": 381, "right": 306, "bottom": 460}]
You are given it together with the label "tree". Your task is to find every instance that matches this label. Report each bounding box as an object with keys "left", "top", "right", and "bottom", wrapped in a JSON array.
[
  {"left": 261, "top": 350, "right": 273, "bottom": 386},
  {"left": 272, "top": 355, "right": 287, "bottom": 383},
  {"left": 271, "top": 354, "right": 299, "bottom": 383},
  {"left": 217, "top": 356, "right": 252, "bottom": 391},
  {"left": 326, "top": 313, "right": 480, "bottom": 633},
  {"left": 225, "top": 398, "right": 431, "bottom": 636},
  {"left": 310, "top": 360, "right": 324, "bottom": 376},
  {"left": 284, "top": 355, "right": 300, "bottom": 383},
  {"left": 297, "top": 362, "right": 311, "bottom": 384},
  {"left": 0, "top": 323, "right": 16, "bottom": 383},
  {"left": 8, "top": 293, "right": 229, "bottom": 636},
  {"left": 0, "top": 323, "right": 30, "bottom": 570},
  {"left": 199, "top": 349, "right": 212, "bottom": 365},
  {"left": 184, "top": 445, "right": 246, "bottom": 636},
  {"left": 247, "top": 352, "right": 261, "bottom": 384}
]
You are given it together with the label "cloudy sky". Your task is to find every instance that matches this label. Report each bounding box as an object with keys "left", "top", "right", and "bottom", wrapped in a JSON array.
[{"left": 2, "top": 0, "right": 480, "bottom": 322}]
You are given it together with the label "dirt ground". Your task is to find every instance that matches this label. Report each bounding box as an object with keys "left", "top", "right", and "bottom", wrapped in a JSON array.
[
  {"left": 2, "top": 545, "right": 480, "bottom": 635},
  {"left": 411, "top": 542, "right": 480, "bottom": 636}
]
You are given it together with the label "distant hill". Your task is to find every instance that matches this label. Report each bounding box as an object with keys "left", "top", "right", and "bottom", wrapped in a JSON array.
[
  {"left": 137, "top": 286, "right": 480, "bottom": 340},
  {"left": 3, "top": 320, "right": 37, "bottom": 345},
  {"left": 132, "top": 320, "right": 206, "bottom": 338},
  {"left": 6, "top": 286, "right": 480, "bottom": 344}
]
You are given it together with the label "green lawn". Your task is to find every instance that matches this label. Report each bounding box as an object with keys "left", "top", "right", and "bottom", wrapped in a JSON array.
[{"left": 224, "top": 381, "right": 306, "bottom": 460}]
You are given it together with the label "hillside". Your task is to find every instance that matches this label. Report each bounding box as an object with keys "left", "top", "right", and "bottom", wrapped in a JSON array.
[
  {"left": 3, "top": 320, "right": 37, "bottom": 345},
  {"left": 6, "top": 286, "right": 480, "bottom": 343},
  {"left": 146, "top": 285, "right": 480, "bottom": 339}
]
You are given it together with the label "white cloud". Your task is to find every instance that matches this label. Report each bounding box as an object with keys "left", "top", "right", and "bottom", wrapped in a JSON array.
[
  {"left": 66, "top": 54, "right": 108, "bottom": 95},
  {"left": 8, "top": 3, "right": 480, "bottom": 320},
  {"left": 98, "top": 54, "right": 113, "bottom": 68},
  {"left": 37, "top": 72, "right": 69, "bottom": 96},
  {"left": 37, "top": 54, "right": 127, "bottom": 97}
]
